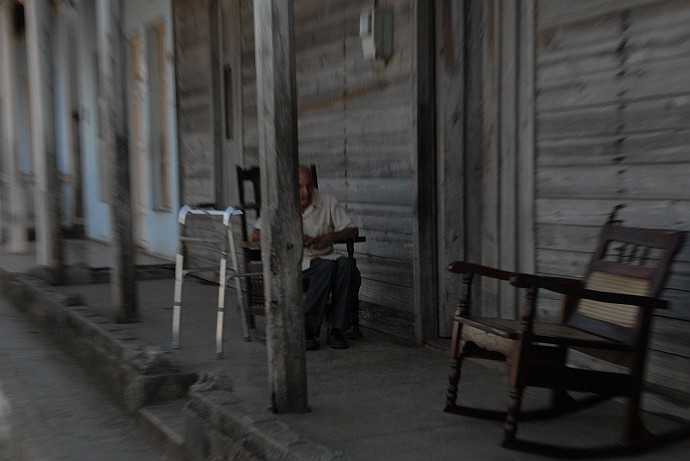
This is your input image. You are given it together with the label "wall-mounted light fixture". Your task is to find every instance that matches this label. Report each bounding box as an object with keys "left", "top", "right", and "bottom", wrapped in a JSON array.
[{"left": 359, "top": 4, "right": 393, "bottom": 62}]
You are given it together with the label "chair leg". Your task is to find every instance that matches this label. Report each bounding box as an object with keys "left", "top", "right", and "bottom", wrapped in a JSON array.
[
  {"left": 445, "top": 319, "right": 464, "bottom": 410},
  {"left": 621, "top": 382, "right": 647, "bottom": 448},
  {"left": 347, "top": 259, "right": 363, "bottom": 338},
  {"left": 504, "top": 341, "right": 531, "bottom": 446},
  {"left": 549, "top": 346, "right": 575, "bottom": 411},
  {"left": 503, "top": 385, "right": 525, "bottom": 447}
]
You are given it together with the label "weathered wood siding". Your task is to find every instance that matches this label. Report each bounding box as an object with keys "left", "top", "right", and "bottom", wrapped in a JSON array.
[
  {"left": 435, "top": 0, "right": 536, "bottom": 335},
  {"left": 535, "top": 0, "right": 690, "bottom": 399},
  {"left": 240, "top": 0, "right": 418, "bottom": 339},
  {"left": 173, "top": 0, "right": 216, "bottom": 206}
]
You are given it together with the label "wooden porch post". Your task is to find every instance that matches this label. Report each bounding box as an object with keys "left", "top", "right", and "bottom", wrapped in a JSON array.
[
  {"left": 56, "top": 1, "right": 81, "bottom": 237},
  {"left": 24, "top": 0, "right": 63, "bottom": 280},
  {"left": 0, "top": 0, "right": 29, "bottom": 254},
  {"left": 415, "top": 0, "right": 438, "bottom": 343},
  {"left": 253, "top": 0, "right": 308, "bottom": 413},
  {"left": 96, "top": 0, "right": 137, "bottom": 322}
]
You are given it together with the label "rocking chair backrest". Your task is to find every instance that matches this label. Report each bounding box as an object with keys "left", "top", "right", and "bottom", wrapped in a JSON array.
[{"left": 566, "top": 225, "right": 683, "bottom": 343}]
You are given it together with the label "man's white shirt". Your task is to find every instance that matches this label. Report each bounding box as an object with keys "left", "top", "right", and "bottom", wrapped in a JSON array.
[{"left": 254, "top": 188, "right": 355, "bottom": 271}]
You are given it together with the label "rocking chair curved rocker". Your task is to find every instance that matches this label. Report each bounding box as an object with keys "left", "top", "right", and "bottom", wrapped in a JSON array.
[{"left": 444, "top": 223, "right": 685, "bottom": 455}]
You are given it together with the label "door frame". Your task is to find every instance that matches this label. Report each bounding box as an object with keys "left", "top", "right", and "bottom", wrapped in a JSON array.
[{"left": 212, "top": 0, "right": 244, "bottom": 207}]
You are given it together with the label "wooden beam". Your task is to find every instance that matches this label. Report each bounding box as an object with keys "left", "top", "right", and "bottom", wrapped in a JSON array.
[
  {"left": 463, "top": 0, "right": 486, "bottom": 314},
  {"left": 57, "top": 1, "right": 81, "bottom": 236},
  {"left": 209, "top": 0, "right": 224, "bottom": 207},
  {"left": 480, "top": 0, "right": 500, "bottom": 317},
  {"left": 24, "top": 0, "right": 63, "bottom": 279},
  {"left": 517, "top": 0, "right": 535, "bottom": 276},
  {"left": 0, "top": 0, "right": 28, "bottom": 254},
  {"left": 96, "top": 0, "right": 137, "bottom": 322},
  {"left": 253, "top": 0, "right": 308, "bottom": 413},
  {"left": 414, "top": 0, "right": 438, "bottom": 342},
  {"left": 498, "top": 0, "right": 518, "bottom": 319},
  {"left": 435, "top": 0, "right": 466, "bottom": 336}
]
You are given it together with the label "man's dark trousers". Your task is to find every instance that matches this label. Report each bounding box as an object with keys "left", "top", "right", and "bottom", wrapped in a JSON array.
[{"left": 303, "top": 257, "right": 351, "bottom": 337}]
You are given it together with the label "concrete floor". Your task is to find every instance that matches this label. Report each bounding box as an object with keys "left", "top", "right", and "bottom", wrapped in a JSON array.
[{"left": 2, "top": 240, "right": 690, "bottom": 460}]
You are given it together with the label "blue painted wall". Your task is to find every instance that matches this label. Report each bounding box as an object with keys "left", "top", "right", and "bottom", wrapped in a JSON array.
[{"left": 75, "top": 0, "right": 179, "bottom": 257}]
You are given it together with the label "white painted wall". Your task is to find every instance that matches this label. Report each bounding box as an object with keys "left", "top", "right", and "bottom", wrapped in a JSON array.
[
  {"left": 75, "top": 0, "right": 178, "bottom": 257},
  {"left": 76, "top": 0, "right": 110, "bottom": 242},
  {"left": 124, "top": 0, "right": 178, "bottom": 257}
]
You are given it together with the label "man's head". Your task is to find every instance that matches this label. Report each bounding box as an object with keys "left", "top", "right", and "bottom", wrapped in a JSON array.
[{"left": 298, "top": 165, "right": 314, "bottom": 211}]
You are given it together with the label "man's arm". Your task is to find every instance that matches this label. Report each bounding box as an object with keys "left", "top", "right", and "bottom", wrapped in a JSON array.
[
  {"left": 254, "top": 226, "right": 357, "bottom": 250},
  {"left": 304, "top": 226, "right": 359, "bottom": 250}
]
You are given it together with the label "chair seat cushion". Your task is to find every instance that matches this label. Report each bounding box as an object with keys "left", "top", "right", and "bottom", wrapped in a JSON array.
[{"left": 458, "top": 317, "right": 632, "bottom": 351}]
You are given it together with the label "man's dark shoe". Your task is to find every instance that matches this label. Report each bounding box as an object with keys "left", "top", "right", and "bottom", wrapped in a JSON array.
[
  {"left": 327, "top": 328, "right": 348, "bottom": 349},
  {"left": 344, "top": 328, "right": 363, "bottom": 340},
  {"left": 305, "top": 328, "right": 319, "bottom": 351}
]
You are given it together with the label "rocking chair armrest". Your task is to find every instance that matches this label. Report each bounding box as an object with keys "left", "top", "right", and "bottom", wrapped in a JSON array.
[
  {"left": 333, "top": 236, "right": 366, "bottom": 245},
  {"left": 447, "top": 261, "right": 513, "bottom": 281},
  {"left": 510, "top": 273, "right": 668, "bottom": 310},
  {"left": 331, "top": 235, "right": 366, "bottom": 259}
]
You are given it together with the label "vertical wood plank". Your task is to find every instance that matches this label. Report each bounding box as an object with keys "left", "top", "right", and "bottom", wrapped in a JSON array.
[
  {"left": 464, "top": 0, "right": 486, "bottom": 312},
  {"left": 498, "top": 0, "right": 518, "bottom": 319},
  {"left": 435, "top": 0, "right": 466, "bottom": 335},
  {"left": 172, "top": 0, "right": 215, "bottom": 206},
  {"left": 96, "top": 0, "right": 137, "bottom": 321},
  {"left": 209, "top": 0, "right": 224, "bottom": 206},
  {"left": 127, "top": 34, "right": 145, "bottom": 244},
  {"left": 517, "top": 0, "right": 535, "bottom": 276},
  {"left": 253, "top": 0, "right": 307, "bottom": 413},
  {"left": 0, "top": 0, "right": 28, "bottom": 254},
  {"left": 415, "top": 0, "right": 438, "bottom": 342},
  {"left": 480, "top": 0, "right": 500, "bottom": 317},
  {"left": 56, "top": 1, "right": 80, "bottom": 230},
  {"left": 63, "top": 3, "right": 84, "bottom": 237},
  {"left": 25, "top": 0, "right": 63, "bottom": 277}
]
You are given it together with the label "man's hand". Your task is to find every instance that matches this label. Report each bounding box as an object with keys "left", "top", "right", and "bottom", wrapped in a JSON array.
[
  {"left": 303, "top": 234, "right": 331, "bottom": 250},
  {"left": 304, "top": 227, "right": 358, "bottom": 250}
]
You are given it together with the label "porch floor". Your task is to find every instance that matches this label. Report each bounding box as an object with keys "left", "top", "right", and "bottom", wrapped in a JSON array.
[{"left": 2, "top": 242, "right": 690, "bottom": 460}]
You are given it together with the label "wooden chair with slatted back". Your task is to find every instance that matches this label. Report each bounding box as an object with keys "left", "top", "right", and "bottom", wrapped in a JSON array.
[
  {"left": 444, "top": 221, "right": 684, "bottom": 453},
  {"left": 235, "top": 166, "right": 264, "bottom": 321}
]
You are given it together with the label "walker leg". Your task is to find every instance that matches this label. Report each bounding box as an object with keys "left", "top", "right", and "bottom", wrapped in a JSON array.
[
  {"left": 172, "top": 253, "right": 184, "bottom": 349},
  {"left": 233, "top": 276, "right": 252, "bottom": 341},
  {"left": 216, "top": 256, "right": 228, "bottom": 359},
  {"left": 226, "top": 228, "right": 252, "bottom": 341}
]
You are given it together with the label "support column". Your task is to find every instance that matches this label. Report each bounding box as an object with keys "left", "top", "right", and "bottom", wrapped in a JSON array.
[
  {"left": 56, "top": 1, "right": 81, "bottom": 237},
  {"left": 253, "top": 0, "right": 307, "bottom": 413},
  {"left": 96, "top": 0, "right": 137, "bottom": 322},
  {"left": 25, "top": 0, "right": 63, "bottom": 277},
  {"left": 414, "top": 0, "right": 438, "bottom": 343},
  {"left": 0, "top": 0, "right": 28, "bottom": 253}
]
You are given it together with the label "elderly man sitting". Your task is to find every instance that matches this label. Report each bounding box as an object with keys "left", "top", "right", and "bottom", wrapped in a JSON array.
[{"left": 251, "top": 165, "right": 359, "bottom": 350}]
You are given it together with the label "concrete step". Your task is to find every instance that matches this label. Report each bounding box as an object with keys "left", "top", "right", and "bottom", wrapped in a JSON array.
[{"left": 137, "top": 399, "right": 188, "bottom": 461}]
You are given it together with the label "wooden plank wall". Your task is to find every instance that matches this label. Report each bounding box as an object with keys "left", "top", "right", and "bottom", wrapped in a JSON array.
[
  {"left": 435, "top": 0, "right": 535, "bottom": 336},
  {"left": 173, "top": 0, "right": 215, "bottom": 206},
  {"left": 434, "top": 0, "right": 466, "bottom": 335},
  {"left": 239, "top": 0, "right": 418, "bottom": 339},
  {"left": 534, "top": 0, "right": 690, "bottom": 399}
]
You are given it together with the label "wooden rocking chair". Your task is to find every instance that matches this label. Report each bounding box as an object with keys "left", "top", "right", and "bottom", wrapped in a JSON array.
[{"left": 444, "top": 222, "right": 684, "bottom": 453}]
